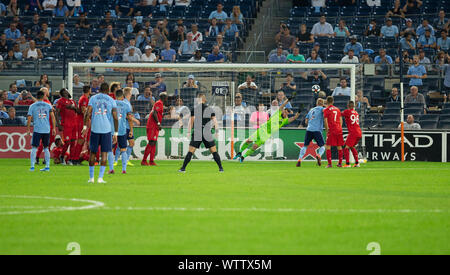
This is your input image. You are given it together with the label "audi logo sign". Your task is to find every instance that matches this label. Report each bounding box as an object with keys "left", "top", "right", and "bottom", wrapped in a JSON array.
[{"left": 0, "top": 127, "right": 33, "bottom": 158}]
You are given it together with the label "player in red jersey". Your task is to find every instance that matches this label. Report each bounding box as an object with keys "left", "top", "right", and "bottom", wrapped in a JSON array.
[
  {"left": 73, "top": 85, "right": 91, "bottom": 164},
  {"left": 36, "top": 87, "right": 55, "bottom": 165},
  {"left": 52, "top": 136, "right": 69, "bottom": 164},
  {"left": 342, "top": 101, "right": 362, "bottom": 168},
  {"left": 323, "top": 96, "right": 344, "bottom": 168},
  {"left": 142, "top": 92, "right": 168, "bottom": 166},
  {"left": 109, "top": 83, "right": 119, "bottom": 100},
  {"left": 56, "top": 88, "right": 79, "bottom": 165}
]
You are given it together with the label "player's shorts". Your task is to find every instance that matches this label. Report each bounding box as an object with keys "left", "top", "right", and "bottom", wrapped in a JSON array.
[
  {"left": 32, "top": 132, "right": 50, "bottom": 148},
  {"left": 326, "top": 132, "right": 344, "bottom": 147},
  {"left": 248, "top": 129, "right": 270, "bottom": 147},
  {"left": 63, "top": 125, "right": 78, "bottom": 141},
  {"left": 89, "top": 132, "right": 112, "bottom": 153},
  {"left": 147, "top": 127, "right": 159, "bottom": 142},
  {"left": 126, "top": 128, "right": 134, "bottom": 140},
  {"left": 345, "top": 133, "right": 362, "bottom": 148},
  {"left": 189, "top": 133, "right": 216, "bottom": 149},
  {"left": 304, "top": 131, "right": 325, "bottom": 147},
  {"left": 117, "top": 134, "right": 128, "bottom": 149}
]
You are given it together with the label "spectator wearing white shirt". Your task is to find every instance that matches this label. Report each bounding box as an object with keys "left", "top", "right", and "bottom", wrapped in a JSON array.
[
  {"left": 175, "top": 0, "right": 191, "bottom": 6},
  {"left": 141, "top": 45, "right": 158, "bottom": 62},
  {"left": 188, "top": 50, "right": 206, "bottom": 62},
  {"left": 311, "top": 16, "right": 334, "bottom": 37},
  {"left": 123, "top": 47, "right": 141, "bottom": 62},
  {"left": 238, "top": 75, "right": 258, "bottom": 91},
  {"left": 340, "top": 49, "right": 359, "bottom": 64},
  {"left": 188, "top": 24, "right": 203, "bottom": 43},
  {"left": 42, "top": 0, "right": 57, "bottom": 11},
  {"left": 332, "top": 78, "right": 351, "bottom": 97}
]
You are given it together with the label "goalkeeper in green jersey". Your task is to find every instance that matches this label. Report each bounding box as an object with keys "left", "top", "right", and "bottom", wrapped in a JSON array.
[{"left": 233, "top": 99, "right": 300, "bottom": 162}]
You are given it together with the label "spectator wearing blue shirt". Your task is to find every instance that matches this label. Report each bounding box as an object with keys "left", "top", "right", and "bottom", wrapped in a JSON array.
[
  {"left": 51, "top": 23, "right": 70, "bottom": 42},
  {"left": 178, "top": 33, "right": 198, "bottom": 55},
  {"left": 7, "top": 83, "right": 19, "bottom": 101},
  {"left": 160, "top": 41, "right": 176, "bottom": 62},
  {"left": 209, "top": 3, "right": 228, "bottom": 24},
  {"left": 306, "top": 49, "right": 323, "bottom": 63},
  {"left": 149, "top": 73, "right": 167, "bottom": 96},
  {"left": 115, "top": 0, "right": 135, "bottom": 17},
  {"left": 223, "top": 18, "right": 239, "bottom": 39},
  {"left": 0, "top": 3, "right": 7, "bottom": 16},
  {"left": 344, "top": 36, "right": 363, "bottom": 56},
  {"left": 53, "top": 0, "right": 69, "bottom": 17},
  {"left": 374, "top": 48, "right": 393, "bottom": 72},
  {"left": 0, "top": 109, "right": 8, "bottom": 119},
  {"left": 380, "top": 18, "right": 399, "bottom": 38},
  {"left": 137, "top": 87, "right": 155, "bottom": 103},
  {"left": 279, "top": 74, "right": 296, "bottom": 97},
  {"left": 406, "top": 55, "right": 427, "bottom": 87},
  {"left": 207, "top": 45, "right": 225, "bottom": 63},
  {"left": 437, "top": 30, "right": 450, "bottom": 52},
  {"left": 400, "top": 33, "right": 416, "bottom": 50},
  {"left": 268, "top": 46, "right": 287, "bottom": 63},
  {"left": 416, "top": 19, "right": 435, "bottom": 37},
  {"left": 4, "top": 23, "right": 21, "bottom": 42},
  {"left": 417, "top": 29, "right": 437, "bottom": 50},
  {"left": 276, "top": 91, "right": 293, "bottom": 113},
  {"left": 105, "top": 46, "right": 122, "bottom": 62},
  {"left": 206, "top": 18, "right": 221, "bottom": 38}
]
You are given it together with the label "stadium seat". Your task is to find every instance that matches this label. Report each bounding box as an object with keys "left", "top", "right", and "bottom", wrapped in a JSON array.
[
  {"left": 420, "top": 121, "right": 438, "bottom": 129},
  {"left": 381, "top": 120, "right": 399, "bottom": 129},
  {"left": 438, "top": 121, "right": 450, "bottom": 129}
]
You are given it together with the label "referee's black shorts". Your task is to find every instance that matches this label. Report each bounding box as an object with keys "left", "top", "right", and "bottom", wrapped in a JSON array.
[{"left": 189, "top": 136, "right": 216, "bottom": 149}]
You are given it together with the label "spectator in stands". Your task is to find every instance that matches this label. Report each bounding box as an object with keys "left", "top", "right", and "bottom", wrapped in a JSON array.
[
  {"left": 23, "top": 40, "right": 43, "bottom": 60},
  {"left": 344, "top": 35, "right": 363, "bottom": 56},
  {"left": 437, "top": 30, "right": 450, "bottom": 52},
  {"left": 215, "top": 34, "right": 228, "bottom": 53},
  {"left": 151, "top": 28, "right": 167, "bottom": 49},
  {"left": 332, "top": 78, "right": 351, "bottom": 97},
  {"left": 188, "top": 50, "right": 206, "bottom": 62},
  {"left": 183, "top": 75, "right": 198, "bottom": 89},
  {"left": 7, "top": 83, "right": 19, "bottom": 101},
  {"left": 4, "top": 23, "right": 21, "bottom": 42},
  {"left": 311, "top": 16, "right": 334, "bottom": 38},
  {"left": 164, "top": 106, "right": 180, "bottom": 120},
  {"left": 12, "top": 43, "right": 23, "bottom": 60},
  {"left": 400, "top": 33, "right": 416, "bottom": 50},
  {"left": 250, "top": 103, "right": 269, "bottom": 129},
  {"left": 334, "top": 19, "right": 351, "bottom": 38},
  {"left": 18, "top": 36, "right": 29, "bottom": 52},
  {"left": 209, "top": 2, "right": 228, "bottom": 24},
  {"left": 223, "top": 18, "right": 239, "bottom": 40},
  {"left": 434, "top": 10, "right": 449, "bottom": 32},
  {"left": 279, "top": 74, "right": 296, "bottom": 95},
  {"left": 287, "top": 47, "right": 305, "bottom": 63},
  {"left": 35, "top": 30, "right": 52, "bottom": 49},
  {"left": 355, "top": 89, "right": 371, "bottom": 109},
  {"left": 51, "top": 23, "right": 70, "bottom": 42},
  {"left": 158, "top": 0, "right": 174, "bottom": 12},
  {"left": 170, "top": 24, "right": 185, "bottom": 42},
  {"left": 406, "top": 55, "right": 427, "bottom": 87},
  {"left": 417, "top": 29, "right": 436, "bottom": 50},
  {"left": 400, "top": 18, "right": 416, "bottom": 37},
  {"left": 127, "top": 18, "right": 141, "bottom": 34},
  {"left": 306, "top": 49, "right": 322, "bottom": 63},
  {"left": 35, "top": 74, "right": 50, "bottom": 89},
  {"left": 73, "top": 74, "right": 84, "bottom": 88},
  {"left": 311, "top": 0, "right": 325, "bottom": 13},
  {"left": 188, "top": 24, "right": 203, "bottom": 43},
  {"left": 100, "top": 11, "right": 115, "bottom": 29},
  {"left": 399, "top": 115, "right": 421, "bottom": 130},
  {"left": 435, "top": 51, "right": 446, "bottom": 66},
  {"left": 90, "top": 79, "right": 99, "bottom": 94},
  {"left": 24, "top": 0, "right": 43, "bottom": 15},
  {"left": 124, "top": 39, "right": 142, "bottom": 56},
  {"left": 340, "top": 49, "right": 359, "bottom": 64},
  {"left": 230, "top": 5, "right": 244, "bottom": 25},
  {"left": 0, "top": 106, "right": 8, "bottom": 119},
  {"left": 386, "top": 0, "right": 404, "bottom": 18},
  {"left": 302, "top": 70, "right": 327, "bottom": 94},
  {"left": 105, "top": 46, "right": 122, "bottom": 62},
  {"left": 364, "top": 19, "right": 381, "bottom": 37},
  {"left": 123, "top": 47, "right": 140, "bottom": 62},
  {"left": 88, "top": 46, "right": 103, "bottom": 62},
  {"left": 0, "top": 33, "right": 9, "bottom": 55},
  {"left": 275, "top": 24, "right": 295, "bottom": 50},
  {"left": 75, "top": 12, "right": 91, "bottom": 29},
  {"left": 142, "top": 19, "right": 153, "bottom": 36},
  {"left": 141, "top": 45, "right": 158, "bottom": 62},
  {"left": 3, "top": 107, "right": 26, "bottom": 126},
  {"left": 125, "top": 73, "right": 138, "bottom": 88},
  {"left": 67, "top": 0, "right": 85, "bottom": 17},
  {"left": 402, "top": 0, "right": 422, "bottom": 16},
  {"left": 125, "top": 80, "right": 139, "bottom": 97},
  {"left": 114, "top": 36, "right": 127, "bottom": 54},
  {"left": 443, "top": 55, "right": 450, "bottom": 102},
  {"left": 238, "top": 75, "right": 258, "bottom": 91},
  {"left": 178, "top": 33, "right": 198, "bottom": 55},
  {"left": 175, "top": 0, "right": 191, "bottom": 7},
  {"left": 137, "top": 86, "right": 155, "bottom": 104},
  {"left": 396, "top": 50, "right": 412, "bottom": 64},
  {"left": 276, "top": 91, "right": 293, "bottom": 112},
  {"left": 175, "top": 98, "right": 189, "bottom": 117},
  {"left": 40, "top": 22, "right": 52, "bottom": 40},
  {"left": 206, "top": 18, "right": 221, "bottom": 38},
  {"left": 418, "top": 50, "right": 431, "bottom": 65},
  {"left": 405, "top": 86, "right": 426, "bottom": 113},
  {"left": 268, "top": 46, "right": 287, "bottom": 63},
  {"left": 296, "top": 24, "right": 314, "bottom": 44},
  {"left": 207, "top": 45, "right": 225, "bottom": 63},
  {"left": 116, "top": 0, "right": 135, "bottom": 17},
  {"left": 42, "top": 0, "right": 57, "bottom": 14},
  {"left": 416, "top": 19, "right": 435, "bottom": 37},
  {"left": 102, "top": 24, "right": 119, "bottom": 43},
  {"left": 8, "top": 0, "right": 19, "bottom": 16},
  {"left": 268, "top": 99, "right": 279, "bottom": 116},
  {"left": 380, "top": 18, "right": 399, "bottom": 38},
  {"left": 160, "top": 41, "right": 176, "bottom": 62},
  {"left": 27, "top": 14, "right": 41, "bottom": 37},
  {"left": 360, "top": 51, "right": 373, "bottom": 64},
  {"left": 14, "top": 90, "right": 36, "bottom": 106},
  {"left": 53, "top": 0, "right": 69, "bottom": 17},
  {"left": 149, "top": 73, "right": 167, "bottom": 96},
  {"left": 0, "top": 90, "right": 14, "bottom": 107},
  {"left": 374, "top": 48, "right": 393, "bottom": 73},
  {"left": 387, "top": 87, "right": 400, "bottom": 102}
]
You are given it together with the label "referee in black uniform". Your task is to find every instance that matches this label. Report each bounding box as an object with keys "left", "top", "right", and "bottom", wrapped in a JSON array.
[{"left": 179, "top": 93, "right": 224, "bottom": 172}]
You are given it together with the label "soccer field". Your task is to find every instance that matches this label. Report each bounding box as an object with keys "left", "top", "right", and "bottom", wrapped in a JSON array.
[{"left": 0, "top": 159, "right": 449, "bottom": 255}]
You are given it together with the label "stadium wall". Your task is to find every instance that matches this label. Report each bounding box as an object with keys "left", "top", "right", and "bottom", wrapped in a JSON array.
[{"left": 1, "top": 127, "right": 449, "bottom": 162}]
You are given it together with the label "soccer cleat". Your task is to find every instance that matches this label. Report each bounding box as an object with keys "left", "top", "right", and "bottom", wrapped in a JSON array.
[
  {"left": 67, "top": 161, "right": 73, "bottom": 166},
  {"left": 239, "top": 156, "right": 245, "bottom": 163},
  {"left": 30, "top": 167, "right": 35, "bottom": 172},
  {"left": 141, "top": 161, "right": 149, "bottom": 166},
  {"left": 97, "top": 178, "right": 107, "bottom": 184},
  {"left": 87, "top": 178, "right": 95, "bottom": 183},
  {"left": 316, "top": 155, "right": 322, "bottom": 166},
  {"left": 296, "top": 160, "right": 301, "bottom": 167},
  {"left": 113, "top": 161, "right": 118, "bottom": 167},
  {"left": 326, "top": 165, "right": 332, "bottom": 168},
  {"left": 178, "top": 168, "right": 186, "bottom": 173},
  {"left": 122, "top": 171, "right": 127, "bottom": 174},
  {"left": 40, "top": 167, "right": 50, "bottom": 172},
  {"left": 233, "top": 152, "right": 241, "bottom": 160},
  {"left": 353, "top": 163, "right": 360, "bottom": 168},
  {"left": 149, "top": 161, "right": 157, "bottom": 166},
  {"left": 344, "top": 164, "right": 352, "bottom": 168},
  {"left": 127, "top": 161, "right": 134, "bottom": 166},
  {"left": 337, "top": 164, "right": 343, "bottom": 168},
  {"left": 108, "top": 170, "right": 115, "bottom": 174},
  {"left": 219, "top": 168, "right": 224, "bottom": 173}
]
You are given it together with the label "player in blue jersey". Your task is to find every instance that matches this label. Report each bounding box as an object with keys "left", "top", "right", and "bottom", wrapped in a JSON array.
[
  {"left": 27, "top": 90, "right": 57, "bottom": 172},
  {"left": 114, "top": 87, "right": 136, "bottom": 167},
  {"left": 82, "top": 83, "right": 118, "bottom": 184},
  {"left": 297, "top": 98, "right": 326, "bottom": 167},
  {"left": 112, "top": 89, "right": 134, "bottom": 174}
]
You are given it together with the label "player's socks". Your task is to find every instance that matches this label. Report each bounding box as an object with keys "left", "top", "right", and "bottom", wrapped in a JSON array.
[
  {"left": 121, "top": 151, "right": 128, "bottom": 172},
  {"left": 338, "top": 150, "right": 343, "bottom": 165},
  {"left": 344, "top": 148, "right": 350, "bottom": 165},
  {"left": 143, "top": 144, "right": 151, "bottom": 162},
  {"left": 298, "top": 147, "right": 307, "bottom": 160},
  {"left": 107, "top": 152, "right": 114, "bottom": 172},
  {"left": 99, "top": 166, "right": 106, "bottom": 179},
  {"left": 127, "top": 146, "right": 132, "bottom": 159},
  {"left": 233, "top": 152, "right": 241, "bottom": 160},
  {"left": 212, "top": 152, "right": 223, "bottom": 170},
  {"left": 326, "top": 149, "right": 332, "bottom": 166},
  {"left": 318, "top": 146, "right": 325, "bottom": 157},
  {"left": 149, "top": 145, "right": 156, "bottom": 163},
  {"left": 30, "top": 147, "right": 37, "bottom": 169},
  {"left": 89, "top": 166, "right": 95, "bottom": 179},
  {"left": 243, "top": 148, "right": 255, "bottom": 158},
  {"left": 351, "top": 148, "right": 359, "bottom": 164},
  {"left": 44, "top": 148, "right": 50, "bottom": 169},
  {"left": 36, "top": 144, "right": 43, "bottom": 162},
  {"left": 115, "top": 149, "right": 120, "bottom": 162},
  {"left": 181, "top": 152, "right": 193, "bottom": 170}
]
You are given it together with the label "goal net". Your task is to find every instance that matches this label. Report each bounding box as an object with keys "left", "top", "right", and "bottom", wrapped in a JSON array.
[{"left": 68, "top": 62, "right": 363, "bottom": 161}]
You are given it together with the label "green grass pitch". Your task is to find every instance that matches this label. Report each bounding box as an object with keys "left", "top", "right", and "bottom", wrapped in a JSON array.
[{"left": 0, "top": 159, "right": 449, "bottom": 255}]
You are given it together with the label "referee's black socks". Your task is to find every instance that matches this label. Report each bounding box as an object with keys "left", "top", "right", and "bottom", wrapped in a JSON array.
[
  {"left": 181, "top": 152, "right": 193, "bottom": 170},
  {"left": 212, "top": 152, "right": 223, "bottom": 170}
]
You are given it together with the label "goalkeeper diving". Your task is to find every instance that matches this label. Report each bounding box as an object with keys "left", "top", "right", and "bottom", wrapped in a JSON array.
[{"left": 234, "top": 98, "right": 300, "bottom": 162}]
